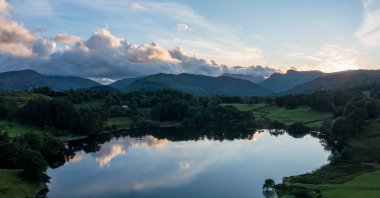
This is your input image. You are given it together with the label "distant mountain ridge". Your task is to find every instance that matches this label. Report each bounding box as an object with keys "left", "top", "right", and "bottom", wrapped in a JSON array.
[
  {"left": 286, "top": 70, "right": 380, "bottom": 94},
  {"left": 1, "top": 69, "right": 378, "bottom": 96},
  {"left": 222, "top": 73, "right": 265, "bottom": 83},
  {"left": 259, "top": 70, "right": 325, "bottom": 93},
  {"left": 0, "top": 70, "right": 100, "bottom": 91},
  {"left": 111, "top": 73, "right": 272, "bottom": 96}
]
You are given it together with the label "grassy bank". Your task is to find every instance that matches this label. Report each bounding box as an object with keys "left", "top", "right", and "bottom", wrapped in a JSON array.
[
  {"left": 294, "top": 168, "right": 380, "bottom": 198},
  {"left": 285, "top": 119, "right": 380, "bottom": 197},
  {"left": 0, "top": 169, "right": 45, "bottom": 198},
  {"left": 222, "top": 103, "right": 331, "bottom": 128}
]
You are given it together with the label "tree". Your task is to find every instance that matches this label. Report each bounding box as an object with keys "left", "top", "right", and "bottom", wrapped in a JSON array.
[
  {"left": 343, "top": 96, "right": 365, "bottom": 116},
  {"left": 20, "top": 132, "right": 46, "bottom": 151},
  {"left": 365, "top": 100, "right": 380, "bottom": 119},
  {"left": 346, "top": 108, "right": 369, "bottom": 130},
  {"left": 0, "top": 143, "right": 20, "bottom": 168},
  {"left": 32, "top": 86, "right": 55, "bottom": 96},
  {"left": 0, "top": 97, "right": 8, "bottom": 117},
  {"left": 287, "top": 123, "right": 310, "bottom": 138},
  {"left": 18, "top": 149, "right": 48, "bottom": 182},
  {"left": 331, "top": 118, "right": 354, "bottom": 139},
  {"left": 262, "top": 178, "right": 276, "bottom": 190},
  {"left": 78, "top": 109, "right": 104, "bottom": 134}
]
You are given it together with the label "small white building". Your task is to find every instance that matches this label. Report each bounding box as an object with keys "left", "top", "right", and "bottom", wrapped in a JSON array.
[{"left": 121, "top": 104, "right": 128, "bottom": 109}]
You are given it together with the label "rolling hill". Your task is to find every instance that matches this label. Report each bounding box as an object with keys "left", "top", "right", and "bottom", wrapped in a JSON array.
[
  {"left": 259, "top": 70, "right": 325, "bottom": 93},
  {"left": 286, "top": 70, "right": 380, "bottom": 94},
  {"left": 118, "top": 73, "right": 272, "bottom": 96},
  {"left": 0, "top": 70, "right": 100, "bottom": 91}
]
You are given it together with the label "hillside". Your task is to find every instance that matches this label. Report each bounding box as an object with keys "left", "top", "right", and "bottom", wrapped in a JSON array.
[
  {"left": 109, "top": 77, "right": 139, "bottom": 90},
  {"left": 259, "top": 70, "right": 325, "bottom": 93},
  {"left": 123, "top": 73, "right": 272, "bottom": 96},
  {"left": 0, "top": 70, "right": 47, "bottom": 91},
  {"left": 287, "top": 70, "right": 380, "bottom": 94},
  {"left": 43, "top": 76, "right": 100, "bottom": 90},
  {"left": 222, "top": 73, "right": 265, "bottom": 83},
  {"left": 0, "top": 70, "right": 100, "bottom": 91}
]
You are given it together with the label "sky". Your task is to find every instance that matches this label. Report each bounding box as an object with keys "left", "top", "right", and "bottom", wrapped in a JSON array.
[{"left": 0, "top": 0, "right": 379, "bottom": 81}]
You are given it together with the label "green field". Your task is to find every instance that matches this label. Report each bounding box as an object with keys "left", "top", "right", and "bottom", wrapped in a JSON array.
[
  {"left": 223, "top": 103, "right": 331, "bottom": 128},
  {"left": 106, "top": 117, "right": 133, "bottom": 129},
  {"left": 0, "top": 120, "right": 53, "bottom": 138},
  {"left": 0, "top": 169, "right": 45, "bottom": 198},
  {"left": 298, "top": 169, "right": 380, "bottom": 198}
]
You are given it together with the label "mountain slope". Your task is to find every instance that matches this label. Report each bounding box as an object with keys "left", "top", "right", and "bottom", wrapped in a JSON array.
[
  {"left": 43, "top": 76, "right": 100, "bottom": 90},
  {"left": 124, "top": 73, "right": 272, "bottom": 96},
  {"left": 259, "top": 70, "right": 325, "bottom": 93},
  {"left": 109, "top": 78, "right": 139, "bottom": 91},
  {"left": 222, "top": 73, "right": 265, "bottom": 83},
  {"left": 286, "top": 70, "right": 380, "bottom": 94},
  {"left": 0, "top": 70, "right": 47, "bottom": 91},
  {"left": 0, "top": 70, "right": 100, "bottom": 91}
]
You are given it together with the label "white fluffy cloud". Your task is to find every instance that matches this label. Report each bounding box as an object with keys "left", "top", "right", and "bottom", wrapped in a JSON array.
[
  {"left": 0, "top": 0, "right": 275, "bottom": 80},
  {"left": 0, "top": 0, "right": 36, "bottom": 57},
  {"left": 0, "top": 26, "right": 275, "bottom": 79}
]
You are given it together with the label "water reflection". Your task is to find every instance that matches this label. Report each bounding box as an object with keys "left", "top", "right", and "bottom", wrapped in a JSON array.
[{"left": 47, "top": 128, "right": 330, "bottom": 198}]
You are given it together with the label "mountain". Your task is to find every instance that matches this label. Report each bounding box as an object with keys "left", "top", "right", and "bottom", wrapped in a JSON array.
[
  {"left": 109, "top": 77, "right": 139, "bottom": 91},
  {"left": 222, "top": 73, "right": 265, "bottom": 83},
  {"left": 0, "top": 70, "right": 100, "bottom": 91},
  {"left": 43, "top": 76, "right": 100, "bottom": 90},
  {"left": 119, "top": 73, "right": 272, "bottom": 96},
  {"left": 0, "top": 70, "right": 47, "bottom": 91},
  {"left": 286, "top": 70, "right": 380, "bottom": 94},
  {"left": 259, "top": 70, "right": 325, "bottom": 93}
]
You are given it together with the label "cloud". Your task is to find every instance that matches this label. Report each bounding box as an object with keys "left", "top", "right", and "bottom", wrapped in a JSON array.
[
  {"left": 89, "top": 135, "right": 168, "bottom": 167},
  {"left": 0, "top": 26, "right": 274, "bottom": 79},
  {"left": 53, "top": 34, "right": 81, "bottom": 43},
  {"left": 177, "top": 23, "right": 189, "bottom": 31},
  {"left": 178, "top": 161, "right": 191, "bottom": 170},
  {"left": 126, "top": 42, "right": 178, "bottom": 63},
  {"left": 0, "top": 0, "right": 275, "bottom": 80},
  {"left": 58, "top": 0, "right": 267, "bottom": 67},
  {"left": 223, "top": 65, "right": 276, "bottom": 77},
  {"left": 287, "top": 44, "right": 359, "bottom": 72},
  {"left": 130, "top": 2, "right": 146, "bottom": 11},
  {"left": 0, "top": 0, "right": 8, "bottom": 16},
  {"left": 91, "top": 140, "right": 126, "bottom": 167},
  {"left": 33, "top": 38, "right": 56, "bottom": 57},
  {"left": 0, "top": 0, "right": 36, "bottom": 57},
  {"left": 356, "top": 0, "right": 380, "bottom": 46}
]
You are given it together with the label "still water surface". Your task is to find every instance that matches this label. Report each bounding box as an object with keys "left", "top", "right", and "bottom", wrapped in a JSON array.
[{"left": 47, "top": 129, "right": 329, "bottom": 198}]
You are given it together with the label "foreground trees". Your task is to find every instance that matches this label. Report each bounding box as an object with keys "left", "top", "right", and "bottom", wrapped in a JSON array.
[
  {"left": 19, "top": 98, "right": 106, "bottom": 135},
  {"left": 0, "top": 132, "right": 66, "bottom": 182},
  {"left": 18, "top": 149, "right": 48, "bottom": 182}
]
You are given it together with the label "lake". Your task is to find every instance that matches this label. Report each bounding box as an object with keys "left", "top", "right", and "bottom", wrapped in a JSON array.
[{"left": 46, "top": 128, "right": 330, "bottom": 198}]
